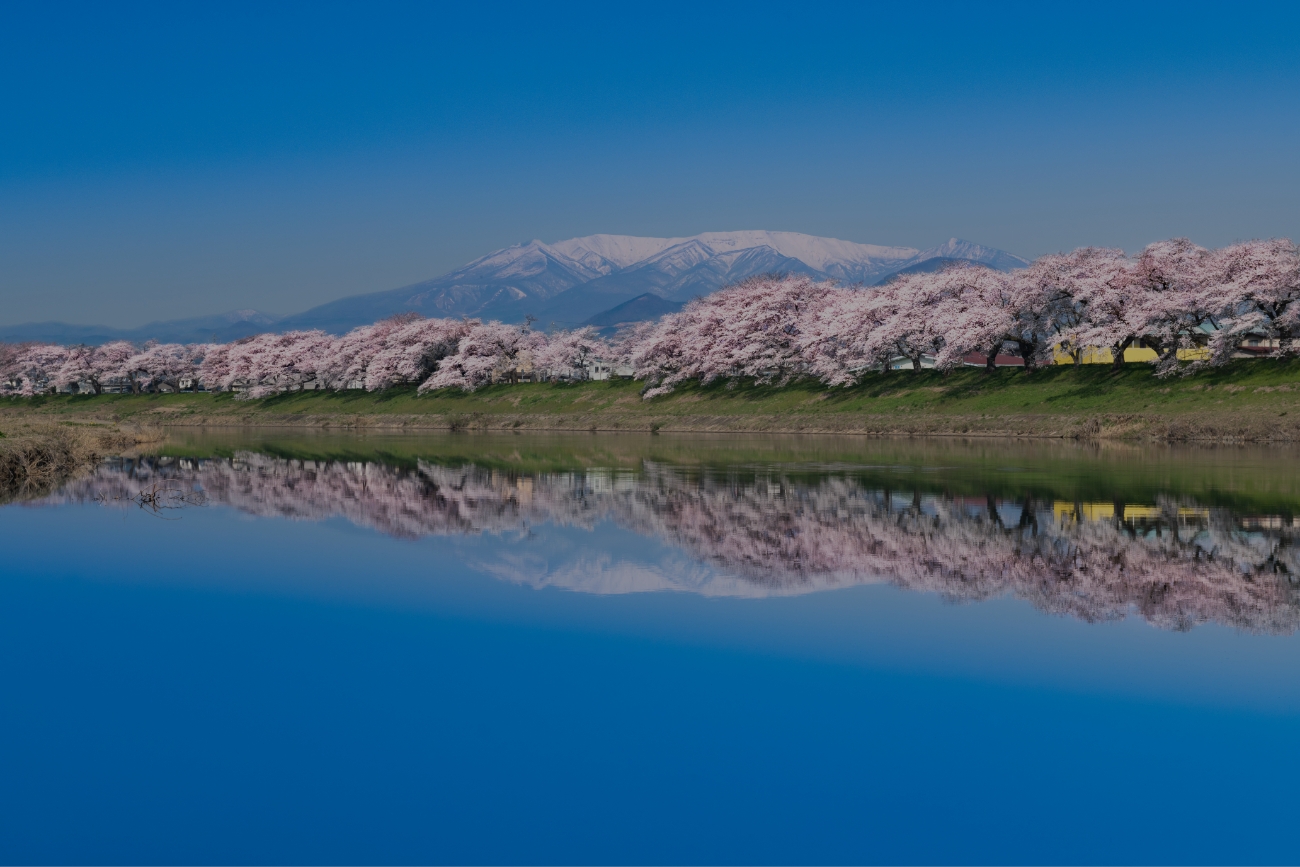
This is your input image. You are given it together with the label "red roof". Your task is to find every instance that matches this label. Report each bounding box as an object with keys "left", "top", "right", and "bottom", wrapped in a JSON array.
[{"left": 961, "top": 352, "right": 1025, "bottom": 367}]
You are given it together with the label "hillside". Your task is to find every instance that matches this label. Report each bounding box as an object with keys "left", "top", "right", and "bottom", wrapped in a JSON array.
[{"left": 579, "top": 293, "right": 684, "bottom": 329}]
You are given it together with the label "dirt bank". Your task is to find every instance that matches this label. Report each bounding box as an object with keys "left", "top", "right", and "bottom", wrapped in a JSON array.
[{"left": 6, "top": 405, "right": 1299, "bottom": 444}]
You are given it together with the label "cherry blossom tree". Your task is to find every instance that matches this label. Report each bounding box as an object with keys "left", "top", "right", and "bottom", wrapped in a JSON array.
[
  {"left": 1127, "top": 239, "right": 1214, "bottom": 373},
  {"left": 8, "top": 236, "right": 1300, "bottom": 400},
  {"left": 798, "top": 284, "right": 885, "bottom": 385},
  {"left": 627, "top": 306, "right": 702, "bottom": 397},
  {"left": 1201, "top": 238, "right": 1300, "bottom": 365},
  {"left": 0, "top": 343, "right": 22, "bottom": 390},
  {"left": 361, "top": 315, "right": 472, "bottom": 391},
  {"left": 921, "top": 266, "right": 1017, "bottom": 371},
  {"left": 51, "top": 345, "right": 105, "bottom": 394},
  {"left": 633, "top": 276, "right": 838, "bottom": 394},
  {"left": 200, "top": 331, "right": 333, "bottom": 396},
  {"left": 197, "top": 341, "right": 233, "bottom": 392},
  {"left": 533, "top": 327, "right": 608, "bottom": 381},
  {"left": 699, "top": 275, "right": 826, "bottom": 384},
  {"left": 68, "top": 341, "right": 140, "bottom": 392},
  {"left": 125, "top": 343, "right": 203, "bottom": 392},
  {"left": 420, "top": 321, "right": 546, "bottom": 392},
  {"left": 1007, "top": 255, "right": 1091, "bottom": 368},
  {"left": 1043, "top": 247, "right": 1136, "bottom": 368},
  {"left": 3, "top": 344, "right": 69, "bottom": 395},
  {"left": 859, "top": 271, "right": 951, "bottom": 373}
]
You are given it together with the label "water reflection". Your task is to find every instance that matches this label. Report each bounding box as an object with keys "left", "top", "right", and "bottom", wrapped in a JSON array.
[{"left": 42, "top": 451, "right": 1300, "bottom": 633}]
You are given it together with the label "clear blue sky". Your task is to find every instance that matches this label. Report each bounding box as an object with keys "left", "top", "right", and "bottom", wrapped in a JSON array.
[{"left": 2, "top": 1, "right": 1298, "bottom": 327}]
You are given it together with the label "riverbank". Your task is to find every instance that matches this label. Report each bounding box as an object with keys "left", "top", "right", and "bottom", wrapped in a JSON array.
[
  {"left": 0, "top": 421, "right": 160, "bottom": 501},
  {"left": 4, "top": 359, "right": 1300, "bottom": 442}
]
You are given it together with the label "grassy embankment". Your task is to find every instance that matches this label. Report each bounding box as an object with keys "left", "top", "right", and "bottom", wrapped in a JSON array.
[{"left": 5, "top": 358, "right": 1300, "bottom": 441}]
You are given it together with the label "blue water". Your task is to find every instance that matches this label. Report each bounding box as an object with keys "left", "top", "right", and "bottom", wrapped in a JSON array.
[{"left": 4, "top": 444, "right": 1300, "bottom": 864}]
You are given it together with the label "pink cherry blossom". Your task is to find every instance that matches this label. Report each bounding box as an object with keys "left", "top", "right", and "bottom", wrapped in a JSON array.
[
  {"left": 420, "top": 321, "right": 547, "bottom": 392},
  {"left": 532, "top": 327, "right": 609, "bottom": 381},
  {"left": 8, "top": 237, "right": 1300, "bottom": 399},
  {"left": 1201, "top": 238, "right": 1300, "bottom": 366}
]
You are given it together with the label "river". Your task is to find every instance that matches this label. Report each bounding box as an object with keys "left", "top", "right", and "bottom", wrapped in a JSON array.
[{"left": 4, "top": 431, "right": 1300, "bottom": 863}]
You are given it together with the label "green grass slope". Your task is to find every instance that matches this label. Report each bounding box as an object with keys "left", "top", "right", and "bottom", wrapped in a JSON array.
[{"left": 5, "top": 359, "right": 1300, "bottom": 441}]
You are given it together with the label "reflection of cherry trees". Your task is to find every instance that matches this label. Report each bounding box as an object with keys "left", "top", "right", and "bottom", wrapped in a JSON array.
[
  {"left": 611, "top": 468, "right": 1300, "bottom": 632},
  {"left": 47, "top": 456, "right": 1300, "bottom": 632}
]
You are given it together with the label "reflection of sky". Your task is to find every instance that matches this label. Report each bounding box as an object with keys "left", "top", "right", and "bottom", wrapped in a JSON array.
[
  {"left": 4, "top": 497, "right": 1300, "bottom": 863},
  {"left": 44, "top": 454, "right": 1300, "bottom": 638}
]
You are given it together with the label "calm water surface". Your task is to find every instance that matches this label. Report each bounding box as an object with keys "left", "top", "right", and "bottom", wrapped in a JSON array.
[{"left": 4, "top": 432, "right": 1300, "bottom": 864}]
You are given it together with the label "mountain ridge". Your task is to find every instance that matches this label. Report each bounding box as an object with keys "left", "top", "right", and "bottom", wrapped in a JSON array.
[
  {"left": 0, "top": 309, "right": 279, "bottom": 347},
  {"left": 278, "top": 231, "right": 1030, "bottom": 331},
  {"left": 0, "top": 232, "right": 1029, "bottom": 343}
]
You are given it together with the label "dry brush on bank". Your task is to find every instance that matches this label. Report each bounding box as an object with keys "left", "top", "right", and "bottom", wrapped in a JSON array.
[{"left": 0, "top": 423, "right": 161, "bottom": 501}]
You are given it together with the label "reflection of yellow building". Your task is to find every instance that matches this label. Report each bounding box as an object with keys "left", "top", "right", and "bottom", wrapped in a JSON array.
[
  {"left": 1051, "top": 346, "right": 1211, "bottom": 365},
  {"left": 1054, "top": 501, "right": 1116, "bottom": 521},
  {"left": 1052, "top": 502, "right": 1210, "bottom": 522},
  {"left": 1119, "top": 504, "right": 1160, "bottom": 520}
]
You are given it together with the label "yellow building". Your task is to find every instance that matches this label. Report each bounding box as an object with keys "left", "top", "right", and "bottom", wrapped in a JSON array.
[{"left": 1051, "top": 345, "right": 1211, "bottom": 365}]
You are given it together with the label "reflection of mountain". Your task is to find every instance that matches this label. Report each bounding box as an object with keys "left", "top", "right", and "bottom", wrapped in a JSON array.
[{"left": 50, "top": 455, "right": 1300, "bottom": 633}]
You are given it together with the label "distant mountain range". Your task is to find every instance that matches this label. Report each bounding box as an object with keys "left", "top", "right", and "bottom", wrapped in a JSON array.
[
  {"left": 0, "top": 232, "right": 1029, "bottom": 344},
  {"left": 276, "top": 232, "right": 1029, "bottom": 332},
  {"left": 0, "top": 309, "right": 279, "bottom": 347}
]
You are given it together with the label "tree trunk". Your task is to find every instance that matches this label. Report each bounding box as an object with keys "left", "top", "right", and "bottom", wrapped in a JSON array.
[
  {"left": 985, "top": 348, "right": 998, "bottom": 373},
  {"left": 1148, "top": 338, "right": 1176, "bottom": 368},
  {"left": 1111, "top": 338, "right": 1132, "bottom": 370},
  {"left": 910, "top": 354, "right": 923, "bottom": 372},
  {"left": 1016, "top": 340, "right": 1038, "bottom": 372}
]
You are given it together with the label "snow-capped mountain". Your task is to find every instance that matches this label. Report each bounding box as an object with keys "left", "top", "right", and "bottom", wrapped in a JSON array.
[
  {"left": 0, "top": 232, "right": 1030, "bottom": 344},
  {"left": 280, "top": 231, "right": 1030, "bottom": 332},
  {"left": 912, "top": 238, "right": 1029, "bottom": 273}
]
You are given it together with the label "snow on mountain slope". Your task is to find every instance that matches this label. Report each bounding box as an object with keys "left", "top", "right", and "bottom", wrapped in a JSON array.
[
  {"left": 911, "top": 238, "right": 1031, "bottom": 272},
  {"left": 627, "top": 239, "right": 720, "bottom": 277},
  {"left": 437, "top": 239, "right": 603, "bottom": 285},
  {"left": 661, "top": 245, "right": 823, "bottom": 300},
  {"left": 4, "top": 232, "right": 1032, "bottom": 343},
  {"left": 553, "top": 230, "right": 919, "bottom": 273},
  {"left": 549, "top": 235, "right": 681, "bottom": 270},
  {"left": 277, "top": 231, "right": 1029, "bottom": 333},
  {"left": 692, "top": 231, "right": 917, "bottom": 270}
]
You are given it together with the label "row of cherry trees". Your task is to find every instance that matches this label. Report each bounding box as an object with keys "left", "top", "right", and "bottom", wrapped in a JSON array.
[
  {"left": 2, "top": 238, "right": 1297, "bottom": 398},
  {"left": 630, "top": 237, "right": 1300, "bottom": 395},
  {"left": 0, "top": 314, "right": 609, "bottom": 397}
]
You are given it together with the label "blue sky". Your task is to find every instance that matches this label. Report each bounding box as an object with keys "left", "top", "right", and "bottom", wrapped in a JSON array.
[{"left": 2, "top": 1, "right": 1298, "bottom": 327}]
